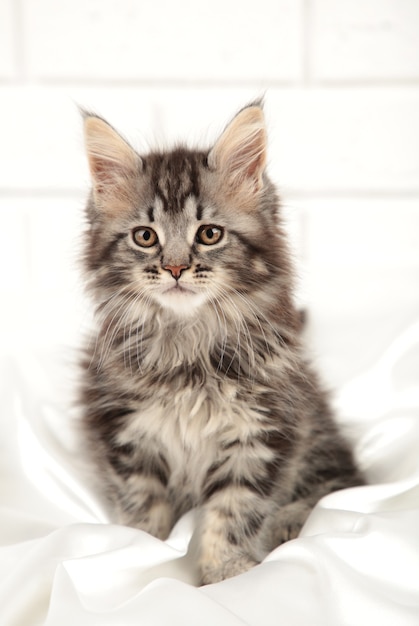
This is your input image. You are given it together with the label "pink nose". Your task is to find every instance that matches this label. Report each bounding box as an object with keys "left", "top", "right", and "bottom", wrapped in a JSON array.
[{"left": 163, "top": 264, "right": 189, "bottom": 279}]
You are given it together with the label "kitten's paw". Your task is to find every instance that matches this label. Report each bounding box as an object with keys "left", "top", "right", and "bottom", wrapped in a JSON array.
[
  {"left": 271, "top": 500, "right": 312, "bottom": 545},
  {"left": 200, "top": 555, "right": 258, "bottom": 585},
  {"left": 118, "top": 499, "right": 173, "bottom": 540}
]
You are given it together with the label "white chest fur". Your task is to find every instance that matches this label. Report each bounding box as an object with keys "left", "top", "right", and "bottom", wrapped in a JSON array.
[{"left": 115, "top": 378, "right": 265, "bottom": 503}]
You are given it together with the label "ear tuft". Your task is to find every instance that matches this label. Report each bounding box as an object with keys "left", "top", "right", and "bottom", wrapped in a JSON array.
[
  {"left": 83, "top": 114, "right": 141, "bottom": 212},
  {"left": 208, "top": 105, "right": 267, "bottom": 193}
]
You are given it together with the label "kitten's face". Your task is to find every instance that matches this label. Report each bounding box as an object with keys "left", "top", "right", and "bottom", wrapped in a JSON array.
[
  {"left": 125, "top": 193, "right": 227, "bottom": 316},
  {"left": 84, "top": 105, "right": 280, "bottom": 318}
]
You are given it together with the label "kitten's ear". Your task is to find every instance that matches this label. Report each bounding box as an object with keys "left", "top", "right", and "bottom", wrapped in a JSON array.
[
  {"left": 208, "top": 105, "right": 267, "bottom": 195},
  {"left": 83, "top": 113, "right": 141, "bottom": 213}
]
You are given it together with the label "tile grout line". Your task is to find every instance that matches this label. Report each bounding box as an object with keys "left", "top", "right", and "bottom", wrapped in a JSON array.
[{"left": 0, "top": 188, "right": 419, "bottom": 200}]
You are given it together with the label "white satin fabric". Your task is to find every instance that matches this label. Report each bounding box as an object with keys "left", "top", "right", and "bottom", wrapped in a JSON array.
[{"left": 1, "top": 323, "right": 419, "bottom": 625}]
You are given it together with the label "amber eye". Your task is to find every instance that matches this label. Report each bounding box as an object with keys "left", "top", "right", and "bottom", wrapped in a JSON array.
[
  {"left": 196, "top": 225, "right": 224, "bottom": 246},
  {"left": 132, "top": 227, "right": 158, "bottom": 248}
]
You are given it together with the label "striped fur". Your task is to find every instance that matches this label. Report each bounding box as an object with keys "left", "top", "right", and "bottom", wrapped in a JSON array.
[{"left": 80, "top": 104, "right": 364, "bottom": 584}]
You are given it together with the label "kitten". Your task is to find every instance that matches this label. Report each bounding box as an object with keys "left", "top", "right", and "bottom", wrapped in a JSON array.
[{"left": 80, "top": 103, "right": 363, "bottom": 585}]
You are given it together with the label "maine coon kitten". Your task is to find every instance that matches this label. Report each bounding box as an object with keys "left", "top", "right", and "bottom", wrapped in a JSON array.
[{"left": 80, "top": 103, "right": 363, "bottom": 585}]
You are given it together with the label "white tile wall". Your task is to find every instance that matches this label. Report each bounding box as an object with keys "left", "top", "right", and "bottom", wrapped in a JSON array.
[
  {"left": 297, "top": 197, "right": 419, "bottom": 384},
  {"left": 0, "top": 0, "right": 418, "bottom": 386},
  {"left": 23, "top": 0, "right": 303, "bottom": 81},
  {"left": 0, "top": 0, "right": 16, "bottom": 78},
  {"left": 0, "top": 203, "right": 27, "bottom": 292},
  {"left": 268, "top": 88, "right": 419, "bottom": 193},
  {"left": 2, "top": 86, "right": 418, "bottom": 194},
  {"left": 303, "top": 198, "right": 419, "bottom": 269},
  {"left": 310, "top": 0, "right": 419, "bottom": 81}
]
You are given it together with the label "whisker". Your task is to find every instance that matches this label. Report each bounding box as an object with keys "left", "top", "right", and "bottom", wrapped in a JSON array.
[
  {"left": 214, "top": 287, "right": 257, "bottom": 385},
  {"left": 233, "top": 289, "right": 273, "bottom": 359},
  {"left": 208, "top": 288, "right": 241, "bottom": 381},
  {"left": 96, "top": 286, "right": 146, "bottom": 371},
  {"left": 123, "top": 290, "right": 148, "bottom": 373},
  {"left": 101, "top": 291, "right": 141, "bottom": 368},
  {"left": 228, "top": 287, "right": 308, "bottom": 379},
  {"left": 89, "top": 285, "right": 136, "bottom": 370},
  {"left": 205, "top": 290, "right": 228, "bottom": 373},
  {"left": 134, "top": 292, "right": 154, "bottom": 372}
]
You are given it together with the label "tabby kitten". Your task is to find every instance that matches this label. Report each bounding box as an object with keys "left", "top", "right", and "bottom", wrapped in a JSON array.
[{"left": 80, "top": 103, "right": 363, "bottom": 585}]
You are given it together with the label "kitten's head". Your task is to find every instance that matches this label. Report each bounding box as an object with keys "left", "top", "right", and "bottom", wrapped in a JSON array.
[{"left": 83, "top": 104, "right": 291, "bottom": 321}]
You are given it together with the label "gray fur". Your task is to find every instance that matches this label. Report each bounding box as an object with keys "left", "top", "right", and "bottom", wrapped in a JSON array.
[{"left": 80, "top": 105, "right": 364, "bottom": 585}]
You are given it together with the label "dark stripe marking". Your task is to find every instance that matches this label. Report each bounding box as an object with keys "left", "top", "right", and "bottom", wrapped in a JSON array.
[{"left": 101, "top": 232, "right": 127, "bottom": 262}]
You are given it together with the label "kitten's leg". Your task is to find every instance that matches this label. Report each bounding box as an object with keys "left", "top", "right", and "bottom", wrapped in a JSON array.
[
  {"left": 198, "top": 428, "right": 297, "bottom": 584},
  {"left": 105, "top": 446, "right": 174, "bottom": 540},
  {"left": 113, "top": 474, "right": 173, "bottom": 540},
  {"left": 267, "top": 471, "right": 365, "bottom": 547},
  {"left": 266, "top": 498, "right": 313, "bottom": 545},
  {"left": 198, "top": 486, "right": 270, "bottom": 585}
]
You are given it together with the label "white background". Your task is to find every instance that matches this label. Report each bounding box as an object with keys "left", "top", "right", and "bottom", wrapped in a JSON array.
[{"left": 0, "top": 0, "right": 418, "bottom": 389}]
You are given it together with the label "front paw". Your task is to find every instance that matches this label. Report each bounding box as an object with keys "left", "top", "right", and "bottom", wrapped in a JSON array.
[
  {"left": 200, "top": 554, "right": 258, "bottom": 585},
  {"left": 269, "top": 500, "right": 312, "bottom": 546},
  {"left": 118, "top": 498, "right": 173, "bottom": 540}
]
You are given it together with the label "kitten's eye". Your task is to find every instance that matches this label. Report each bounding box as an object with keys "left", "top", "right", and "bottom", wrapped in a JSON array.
[
  {"left": 132, "top": 227, "right": 158, "bottom": 248},
  {"left": 196, "top": 225, "right": 224, "bottom": 246}
]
